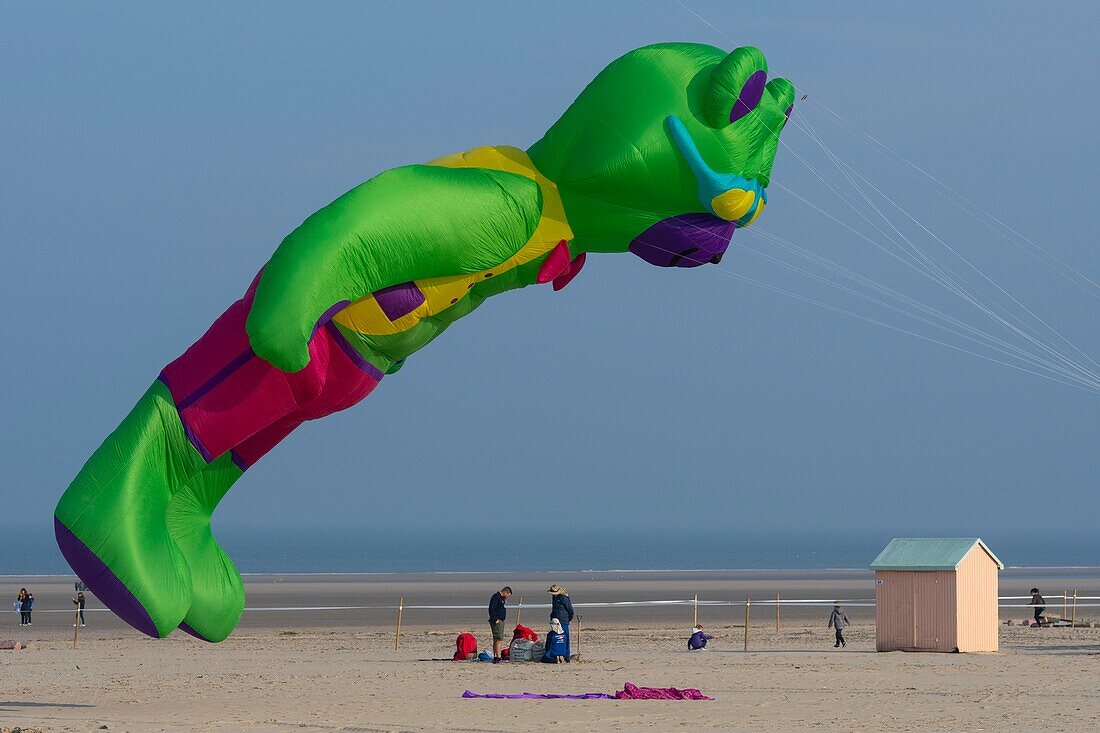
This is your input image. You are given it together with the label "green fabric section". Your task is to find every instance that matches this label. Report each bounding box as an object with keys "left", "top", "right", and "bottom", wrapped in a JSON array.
[
  {"left": 54, "top": 380, "right": 206, "bottom": 637},
  {"left": 337, "top": 258, "right": 545, "bottom": 365},
  {"left": 56, "top": 42, "right": 798, "bottom": 644},
  {"left": 165, "top": 454, "right": 246, "bottom": 642},
  {"left": 703, "top": 46, "right": 768, "bottom": 128},
  {"left": 529, "top": 42, "right": 792, "bottom": 253},
  {"left": 247, "top": 165, "right": 542, "bottom": 372},
  {"left": 757, "top": 78, "right": 796, "bottom": 187}
]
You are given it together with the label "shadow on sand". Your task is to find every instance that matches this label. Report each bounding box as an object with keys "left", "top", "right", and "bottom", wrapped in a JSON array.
[{"left": 0, "top": 700, "right": 95, "bottom": 709}]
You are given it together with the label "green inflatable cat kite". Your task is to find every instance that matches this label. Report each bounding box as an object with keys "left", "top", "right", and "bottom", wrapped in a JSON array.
[{"left": 55, "top": 43, "right": 794, "bottom": 641}]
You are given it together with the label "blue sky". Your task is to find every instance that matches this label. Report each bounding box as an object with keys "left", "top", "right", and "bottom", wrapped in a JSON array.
[{"left": 2, "top": 1, "right": 1097, "bottom": 538}]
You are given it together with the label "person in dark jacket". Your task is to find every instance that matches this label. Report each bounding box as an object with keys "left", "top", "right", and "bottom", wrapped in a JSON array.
[
  {"left": 688, "top": 624, "right": 711, "bottom": 650},
  {"left": 548, "top": 584, "right": 574, "bottom": 658},
  {"left": 487, "top": 586, "right": 512, "bottom": 662},
  {"left": 1030, "top": 588, "right": 1046, "bottom": 627},
  {"left": 17, "top": 588, "right": 33, "bottom": 626},
  {"left": 828, "top": 603, "right": 850, "bottom": 648},
  {"left": 73, "top": 591, "right": 87, "bottom": 627}
]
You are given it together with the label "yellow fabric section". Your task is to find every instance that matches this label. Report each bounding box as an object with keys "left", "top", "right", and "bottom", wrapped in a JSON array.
[
  {"left": 710, "top": 188, "right": 755, "bottom": 221},
  {"left": 743, "top": 199, "right": 766, "bottom": 227},
  {"left": 334, "top": 146, "right": 572, "bottom": 336}
]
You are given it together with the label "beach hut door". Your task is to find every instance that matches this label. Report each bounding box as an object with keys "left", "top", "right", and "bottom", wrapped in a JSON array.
[{"left": 912, "top": 579, "right": 942, "bottom": 650}]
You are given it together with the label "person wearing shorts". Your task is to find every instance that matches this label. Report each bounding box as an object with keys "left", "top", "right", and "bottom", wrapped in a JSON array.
[{"left": 487, "top": 586, "right": 512, "bottom": 662}]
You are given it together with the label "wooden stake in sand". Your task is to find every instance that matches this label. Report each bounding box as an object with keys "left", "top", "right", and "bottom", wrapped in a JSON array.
[
  {"left": 744, "top": 598, "right": 750, "bottom": 652},
  {"left": 1071, "top": 589, "right": 1077, "bottom": 629},
  {"left": 516, "top": 597, "right": 523, "bottom": 628},
  {"left": 394, "top": 596, "right": 405, "bottom": 651},
  {"left": 776, "top": 592, "right": 781, "bottom": 632},
  {"left": 1063, "top": 590, "right": 1067, "bottom": 621},
  {"left": 72, "top": 605, "right": 80, "bottom": 650},
  {"left": 693, "top": 593, "right": 698, "bottom": 627}
]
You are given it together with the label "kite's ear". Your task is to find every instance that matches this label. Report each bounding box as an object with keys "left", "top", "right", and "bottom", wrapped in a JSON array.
[
  {"left": 702, "top": 46, "right": 768, "bottom": 128},
  {"left": 757, "top": 77, "right": 797, "bottom": 187}
]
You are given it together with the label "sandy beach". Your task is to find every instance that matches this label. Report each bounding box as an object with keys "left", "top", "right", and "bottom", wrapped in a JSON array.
[{"left": 3, "top": 569, "right": 1098, "bottom": 732}]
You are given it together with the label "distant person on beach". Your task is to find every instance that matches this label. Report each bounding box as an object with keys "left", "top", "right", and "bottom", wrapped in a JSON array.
[
  {"left": 688, "top": 624, "right": 711, "bottom": 650},
  {"left": 828, "top": 602, "right": 849, "bottom": 648},
  {"left": 1030, "top": 588, "right": 1046, "bottom": 627},
  {"left": 488, "top": 586, "right": 512, "bottom": 662},
  {"left": 16, "top": 588, "right": 33, "bottom": 626},
  {"left": 73, "top": 591, "right": 87, "bottom": 627},
  {"left": 548, "top": 584, "right": 575, "bottom": 658}
]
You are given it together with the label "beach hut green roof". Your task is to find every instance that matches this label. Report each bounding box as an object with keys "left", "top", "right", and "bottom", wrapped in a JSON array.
[{"left": 870, "top": 538, "right": 1004, "bottom": 571}]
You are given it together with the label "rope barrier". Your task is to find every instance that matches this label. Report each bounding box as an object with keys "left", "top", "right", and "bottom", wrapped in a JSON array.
[{"left": 23, "top": 597, "right": 1100, "bottom": 613}]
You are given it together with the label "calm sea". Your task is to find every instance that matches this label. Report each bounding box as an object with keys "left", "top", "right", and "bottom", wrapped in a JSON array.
[{"left": 4, "top": 525, "right": 1097, "bottom": 575}]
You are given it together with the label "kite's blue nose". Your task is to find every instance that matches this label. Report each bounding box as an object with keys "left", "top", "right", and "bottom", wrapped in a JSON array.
[{"left": 667, "top": 114, "right": 766, "bottom": 227}]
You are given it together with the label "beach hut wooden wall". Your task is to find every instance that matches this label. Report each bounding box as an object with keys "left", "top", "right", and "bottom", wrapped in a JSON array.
[{"left": 870, "top": 538, "right": 1003, "bottom": 653}]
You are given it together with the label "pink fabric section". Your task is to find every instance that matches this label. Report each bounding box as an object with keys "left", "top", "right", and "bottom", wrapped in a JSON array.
[
  {"left": 160, "top": 277, "right": 381, "bottom": 465},
  {"left": 536, "top": 240, "right": 572, "bottom": 284},
  {"left": 552, "top": 252, "right": 586, "bottom": 291},
  {"left": 614, "top": 683, "right": 712, "bottom": 700}
]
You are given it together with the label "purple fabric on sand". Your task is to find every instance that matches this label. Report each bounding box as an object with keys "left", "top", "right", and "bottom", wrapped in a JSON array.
[
  {"left": 462, "top": 691, "right": 614, "bottom": 700},
  {"left": 462, "top": 683, "right": 711, "bottom": 701}
]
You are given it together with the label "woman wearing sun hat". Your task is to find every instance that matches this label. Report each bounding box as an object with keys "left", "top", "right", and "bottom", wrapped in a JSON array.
[{"left": 547, "top": 584, "right": 575, "bottom": 658}]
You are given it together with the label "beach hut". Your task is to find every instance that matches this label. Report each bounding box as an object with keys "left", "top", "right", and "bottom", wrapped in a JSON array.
[{"left": 870, "top": 538, "right": 1003, "bottom": 653}]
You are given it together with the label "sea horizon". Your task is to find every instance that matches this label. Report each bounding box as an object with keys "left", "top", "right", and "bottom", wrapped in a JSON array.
[{"left": 5, "top": 525, "right": 1097, "bottom": 577}]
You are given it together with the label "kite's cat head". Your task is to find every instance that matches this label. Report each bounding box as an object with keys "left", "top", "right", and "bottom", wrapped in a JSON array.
[{"left": 529, "top": 42, "right": 794, "bottom": 268}]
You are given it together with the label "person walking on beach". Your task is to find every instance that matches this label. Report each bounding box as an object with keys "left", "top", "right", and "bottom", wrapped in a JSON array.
[
  {"left": 73, "top": 591, "right": 87, "bottom": 627},
  {"left": 828, "top": 602, "right": 849, "bottom": 648},
  {"left": 548, "top": 584, "right": 575, "bottom": 658},
  {"left": 1030, "top": 588, "right": 1046, "bottom": 627},
  {"left": 16, "top": 588, "right": 33, "bottom": 626},
  {"left": 487, "top": 586, "right": 511, "bottom": 662}
]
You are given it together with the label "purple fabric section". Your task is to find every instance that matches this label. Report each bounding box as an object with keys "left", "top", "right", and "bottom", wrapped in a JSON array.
[
  {"left": 157, "top": 373, "right": 212, "bottom": 462},
  {"left": 730, "top": 69, "right": 767, "bottom": 123},
  {"left": 462, "top": 691, "right": 614, "bottom": 700},
  {"left": 54, "top": 516, "right": 160, "bottom": 638},
  {"left": 373, "top": 282, "right": 425, "bottom": 321},
  {"left": 176, "top": 348, "right": 255, "bottom": 411},
  {"left": 178, "top": 621, "right": 211, "bottom": 642},
  {"left": 324, "top": 322, "right": 385, "bottom": 381},
  {"left": 180, "top": 417, "right": 214, "bottom": 462},
  {"left": 784, "top": 104, "right": 793, "bottom": 120},
  {"left": 311, "top": 300, "right": 351, "bottom": 336},
  {"left": 629, "top": 214, "right": 735, "bottom": 268},
  {"left": 229, "top": 450, "right": 249, "bottom": 472}
]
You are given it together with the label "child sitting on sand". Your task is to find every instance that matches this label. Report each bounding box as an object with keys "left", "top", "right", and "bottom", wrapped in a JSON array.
[
  {"left": 688, "top": 625, "right": 711, "bottom": 650},
  {"left": 541, "top": 618, "right": 570, "bottom": 663}
]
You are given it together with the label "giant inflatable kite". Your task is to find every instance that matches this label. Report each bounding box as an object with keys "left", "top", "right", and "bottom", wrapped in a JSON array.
[{"left": 55, "top": 43, "right": 793, "bottom": 641}]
